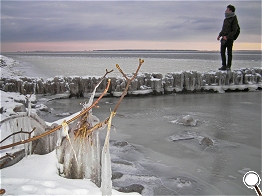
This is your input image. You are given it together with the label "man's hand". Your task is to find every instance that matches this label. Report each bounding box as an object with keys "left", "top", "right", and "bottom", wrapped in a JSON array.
[
  {"left": 222, "top": 36, "right": 227, "bottom": 40},
  {"left": 217, "top": 36, "right": 221, "bottom": 41}
]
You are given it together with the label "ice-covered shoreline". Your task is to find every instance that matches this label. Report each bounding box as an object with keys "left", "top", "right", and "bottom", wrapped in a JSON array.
[{"left": 1, "top": 55, "right": 261, "bottom": 97}]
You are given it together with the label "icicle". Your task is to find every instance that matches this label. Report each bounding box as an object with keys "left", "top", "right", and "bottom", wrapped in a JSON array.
[
  {"left": 91, "top": 129, "right": 101, "bottom": 187},
  {"left": 21, "top": 117, "right": 26, "bottom": 153},
  {"left": 27, "top": 117, "right": 33, "bottom": 156},
  {"left": 30, "top": 120, "right": 34, "bottom": 155},
  {"left": 101, "top": 112, "right": 115, "bottom": 196},
  {"left": 63, "top": 143, "right": 74, "bottom": 178},
  {"left": 101, "top": 136, "right": 112, "bottom": 195},
  {"left": 26, "top": 94, "right": 32, "bottom": 117},
  {"left": 84, "top": 135, "right": 92, "bottom": 178},
  {"left": 14, "top": 119, "right": 20, "bottom": 143},
  {"left": 22, "top": 117, "right": 28, "bottom": 155},
  {"left": 28, "top": 98, "right": 31, "bottom": 117},
  {"left": 83, "top": 79, "right": 104, "bottom": 110},
  {"left": 33, "top": 82, "right": 36, "bottom": 94},
  {"left": 4, "top": 120, "right": 13, "bottom": 143},
  {"left": 62, "top": 120, "right": 79, "bottom": 166},
  {"left": 76, "top": 139, "right": 83, "bottom": 178},
  {"left": 56, "top": 126, "right": 63, "bottom": 147}
]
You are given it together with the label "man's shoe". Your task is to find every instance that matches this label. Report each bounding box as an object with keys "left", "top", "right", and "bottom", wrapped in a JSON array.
[
  {"left": 226, "top": 67, "right": 231, "bottom": 71},
  {"left": 218, "top": 67, "right": 227, "bottom": 71}
]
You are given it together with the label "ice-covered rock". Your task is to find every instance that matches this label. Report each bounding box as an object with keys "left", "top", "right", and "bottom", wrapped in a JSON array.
[
  {"left": 1, "top": 61, "right": 262, "bottom": 96},
  {"left": 199, "top": 137, "right": 214, "bottom": 147},
  {"left": 164, "top": 71, "right": 184, "bottom": 93},
  {"left": 12, "top": 105, "right": 26, "bottom": 113},
  {"left": 171, "top": 115, "right": 198, "bottom": 126},
  {"left": 184, "top": 71, "right": 202, "bottom": 91},
  {"left": 35, "top": 104, "right": 49, "bottom": 112}
]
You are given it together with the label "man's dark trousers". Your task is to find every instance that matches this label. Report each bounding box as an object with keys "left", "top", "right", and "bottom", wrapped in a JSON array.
[{"left": 220, "top": 39, "right": 234, "bottom": 69}]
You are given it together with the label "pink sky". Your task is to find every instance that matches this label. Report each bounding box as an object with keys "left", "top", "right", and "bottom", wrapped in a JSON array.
[{"left": 1, "top": 41, "right": 261, "bottom": 52}]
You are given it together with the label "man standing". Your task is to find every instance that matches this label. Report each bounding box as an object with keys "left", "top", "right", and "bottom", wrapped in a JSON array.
[{"left": 217, "top": 4, "right": 239, "bottom": 71}]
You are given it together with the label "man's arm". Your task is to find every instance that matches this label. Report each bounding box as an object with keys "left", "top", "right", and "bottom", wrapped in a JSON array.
[
  {"left": 217, "top": 19, "right": 226, "bottom": 40},
  {"left": 226, "top": 16, "right": 238, "bottom": 40}
]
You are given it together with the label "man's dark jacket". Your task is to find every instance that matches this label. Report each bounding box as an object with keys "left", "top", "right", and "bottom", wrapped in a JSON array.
[{"left": 219, "top": 15, "right": 238, "bottom": 40}]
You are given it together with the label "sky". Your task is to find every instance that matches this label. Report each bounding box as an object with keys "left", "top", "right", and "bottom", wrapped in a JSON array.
[{"left": 1, "top": 0, "right": 261, "bottom": 52}]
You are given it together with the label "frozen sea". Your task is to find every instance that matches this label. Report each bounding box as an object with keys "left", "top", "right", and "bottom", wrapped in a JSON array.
[
  {"left": 2, "top": 51, "right": 262, "bottom": 195},
  {"left": 38, "top": 92, "right": 261, "bottom": 195},
  {"left": 3, "top": 50, "right": 261, "bottom": 79}
]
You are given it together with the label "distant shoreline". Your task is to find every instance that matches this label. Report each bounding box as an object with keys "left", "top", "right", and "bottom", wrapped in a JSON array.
[{"left": 1, "top": 49, "right": 261, "bottom": 54}]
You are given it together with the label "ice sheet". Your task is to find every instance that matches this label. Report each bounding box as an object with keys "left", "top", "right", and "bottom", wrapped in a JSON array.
[{"left": 37, "top": 91, "right": 261, "bottom": 195}]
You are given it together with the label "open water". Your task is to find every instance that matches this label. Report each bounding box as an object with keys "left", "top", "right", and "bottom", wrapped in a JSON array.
[{"left": 2, "top": 50, "right": 262, "bottom": 195}]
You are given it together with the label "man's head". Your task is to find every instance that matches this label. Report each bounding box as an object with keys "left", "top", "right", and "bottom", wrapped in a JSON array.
[{"left": 227, "top": 4, "right": 235, "bottom": 12}]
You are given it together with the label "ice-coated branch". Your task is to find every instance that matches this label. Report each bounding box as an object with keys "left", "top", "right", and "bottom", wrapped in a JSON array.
[
  {"left": 81, "top": 69, "right": 113, "bottom": 110},
  {"left": 0, "top": 127, "right": 36, "bottom": 144},
  {"left": 113, "top": 58, "right": 144, "bottom": 113},
  {"left": 0, "top": 153, "right": 15, "bottom": 161},
  {"left": 100, "top": 59, "right": 143, "bottom": 195},
  {"left": 74, "top": 69, "right": 113, "bottom": 140}
]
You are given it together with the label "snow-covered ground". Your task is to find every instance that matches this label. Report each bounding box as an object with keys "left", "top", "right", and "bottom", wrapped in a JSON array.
[
  {"left": 1, "top": 150, "right": 138, "bottom": 195},
  {"left": 0, "top": 55, "right": 25, "bottom": 78}
]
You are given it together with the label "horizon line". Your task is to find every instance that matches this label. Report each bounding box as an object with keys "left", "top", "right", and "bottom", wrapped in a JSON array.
[{"left": 2, "top": 49, "right": 261, "bottom": 53}]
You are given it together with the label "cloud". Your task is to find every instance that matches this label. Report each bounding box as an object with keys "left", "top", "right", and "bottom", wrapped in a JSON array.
[{"left": 1, "top": 1, "right": 261, "bottom": 48}]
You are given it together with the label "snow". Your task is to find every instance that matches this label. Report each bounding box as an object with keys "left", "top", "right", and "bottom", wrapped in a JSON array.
[
  {"left": 0, "top": 55, "right": 22, "bottom": 78},
  {"left": 1, "top": 150, "right": 139, "bottom": 195}
]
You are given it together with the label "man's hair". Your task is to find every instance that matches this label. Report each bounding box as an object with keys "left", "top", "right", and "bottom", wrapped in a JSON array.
[{"left": 227, "top": 4, "right": 236, "bottom": 12}]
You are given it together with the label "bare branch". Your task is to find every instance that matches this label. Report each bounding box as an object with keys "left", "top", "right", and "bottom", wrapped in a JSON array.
[
  {"left": 116, "top": 64, "right": 128, "bottom": 80},
  {"left": 0, "top": 153, "right": 15, "bottom": 161},
  {"left": 113, "top": 59, "right": 144, "bottom": 113},
  {"left": 0, "top": 127, "right": 36, "bottom": 144}
]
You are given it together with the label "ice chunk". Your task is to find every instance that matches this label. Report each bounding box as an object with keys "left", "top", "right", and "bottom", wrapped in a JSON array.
[
  {"left": 171, "top": 115, "right": 197, "bottom": 126},
  {"left": 199, "top": 137, "right": 213, "bottom": 147}
]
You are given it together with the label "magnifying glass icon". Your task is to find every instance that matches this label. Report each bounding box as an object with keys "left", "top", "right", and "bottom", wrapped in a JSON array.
[{"left": 243, "top": 171, "right": 262, "bottom": 196}]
